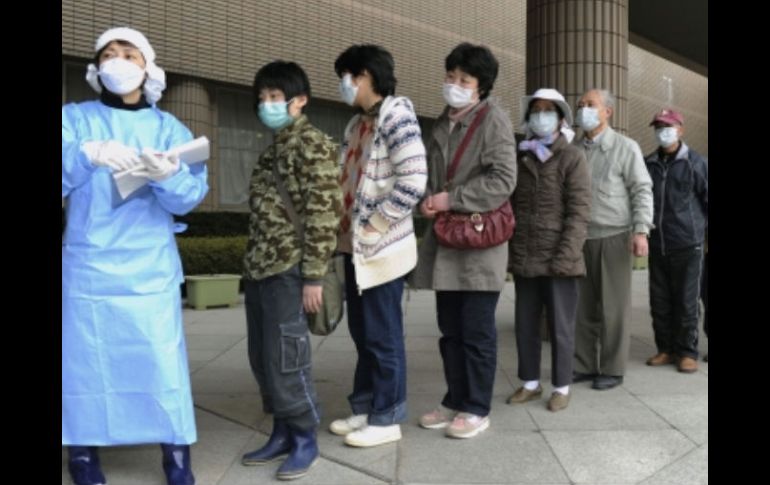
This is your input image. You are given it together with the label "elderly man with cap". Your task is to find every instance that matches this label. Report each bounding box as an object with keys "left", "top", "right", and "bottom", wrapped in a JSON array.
[
  {"left": 572, "top": 89, "right": 653, "bottom": 391},
  {"left": 505, "top": 88, "right": 591, "bottom": 412},
  {"left": 62, "top": 26, "right": 208, "bottom": 485},
  {"left": 644, "top": 109, "right": 708, "bottom": 373}
]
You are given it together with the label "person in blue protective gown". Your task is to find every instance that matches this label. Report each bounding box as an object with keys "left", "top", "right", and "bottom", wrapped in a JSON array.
[{"left": 62, "top": 26, "right": 208, "bottom": 485}]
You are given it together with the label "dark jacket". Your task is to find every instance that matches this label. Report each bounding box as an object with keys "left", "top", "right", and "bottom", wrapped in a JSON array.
[
  {"left": 509, "top": 135, "right": 592, "bottom": 277},
  {"left": 644, "top": 142, "right": 708, "bottom": 253}
]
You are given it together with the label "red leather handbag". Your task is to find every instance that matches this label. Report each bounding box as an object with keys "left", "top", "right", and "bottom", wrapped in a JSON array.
[{"left": 433, "top": 104, "right": 515, "bottom": 249}]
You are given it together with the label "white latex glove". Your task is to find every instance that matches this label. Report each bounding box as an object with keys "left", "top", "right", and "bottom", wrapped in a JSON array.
[
  {"left": 134, "top": 148, "right": 180, "bottom": 182},
  {"left": 81, "top": 140, "right": 142, "bottom": 172}
]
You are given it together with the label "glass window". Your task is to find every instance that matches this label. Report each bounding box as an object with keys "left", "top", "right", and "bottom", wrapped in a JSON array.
[
  {"left": 63, "top": 60, "right": 96, "bottom": 104},
  {"left": 216, "top": 90, "right": 352, "bottom": 208},
  {"left": 216, "top": 89, "right": 270, "bottom": 207}
]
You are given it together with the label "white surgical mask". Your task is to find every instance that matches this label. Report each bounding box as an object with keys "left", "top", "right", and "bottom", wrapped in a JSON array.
[
  {"left": 99, "top": 58, "right": 145, "bottom": 95},
  {"left": 576, "top": 107, "right": 601, "bottom": 132},
  {"left": 339, "top": 74, "right": 359, "bottom": 107},
  {"left": 528, "top": 111, "right": 560, "bottom": 138},
  {"left": 442, "top": 83, "right": 475, "bottom": 108},
  {"left": 656, "top": 127, "right": 679, "bottom": 148}
]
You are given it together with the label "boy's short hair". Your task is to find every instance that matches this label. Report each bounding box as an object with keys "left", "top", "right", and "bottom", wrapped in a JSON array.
[
  {"left": 334, "top": 45, "right": 397, "bottom": 97},
  {"left": 445, "top": 43, "right": 499, "bottom": 100},
  {"left": 253, "top": 61, "right": 311, "bottom": 106}
]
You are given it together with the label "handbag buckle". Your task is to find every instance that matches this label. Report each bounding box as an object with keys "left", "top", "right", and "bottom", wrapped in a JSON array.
[{"left": 470, "top": 213, "right": 484, "bottom": 232}]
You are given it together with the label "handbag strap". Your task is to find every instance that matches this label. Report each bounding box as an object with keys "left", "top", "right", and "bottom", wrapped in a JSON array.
[
  {"left": 445, "top": 103, "right": 491, "bottom": 183},
  {"left": 271, "top": 145, "right": 305, "bottom": 241}
]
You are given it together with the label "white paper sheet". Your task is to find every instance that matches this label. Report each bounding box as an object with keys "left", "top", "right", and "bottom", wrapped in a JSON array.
[{"left": 113, "top": 136, "right": 210, "bottom": 199}]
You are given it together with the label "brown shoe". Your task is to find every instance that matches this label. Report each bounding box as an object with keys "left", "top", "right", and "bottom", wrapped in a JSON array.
[
  {"left": 677, "top": 356, "right": 698, "bottom": 373},
  {"left": 646, "top": 352, "right": 675, "bottom": 366},
  {"left": 547, "top": 392, "right": 570, "bottom": 412},
  {"left": 507, "top": 385, "right": 542, "bottom": 404}
]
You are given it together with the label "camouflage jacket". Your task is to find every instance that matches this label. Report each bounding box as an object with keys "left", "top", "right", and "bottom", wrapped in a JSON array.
[{"left": 243, "top": 115, "right": 342, "bottom": 282}]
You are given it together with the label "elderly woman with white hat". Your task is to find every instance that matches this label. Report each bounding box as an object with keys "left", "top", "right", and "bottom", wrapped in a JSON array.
[
  {"left": 506, "top": 88, "right": 591, "bottom": 412},
  {"left": 62, "top": 27, "right": 208, "bottom": 485}
]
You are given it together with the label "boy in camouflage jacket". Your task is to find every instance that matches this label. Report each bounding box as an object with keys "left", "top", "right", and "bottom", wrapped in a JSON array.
[{"left": 240, "top": 61, "right": 342, "bottom": 481}]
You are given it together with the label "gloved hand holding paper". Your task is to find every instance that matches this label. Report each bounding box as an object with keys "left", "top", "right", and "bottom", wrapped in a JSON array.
[
  {"left": 134, "top": 150, "right": 181, "bottom": 182},
  {"left": 83, "top": 140, "right": 143, "bottom": 172},
  {"left": 113, "top": 136, "right": 209, "bottom": 199}
]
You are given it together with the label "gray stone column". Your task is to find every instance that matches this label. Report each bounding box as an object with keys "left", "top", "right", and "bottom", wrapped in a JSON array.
[
  {"left": 527, "top": 0, "right": 629, "bottom": 133},
  {"left": 159, "top": 77, "right": 215, "bottom": 210}
]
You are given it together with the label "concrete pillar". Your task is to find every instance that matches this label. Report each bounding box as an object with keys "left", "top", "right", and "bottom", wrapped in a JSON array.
[
  {"left": 159, "top": 77, "right": 216, "bottom": 210},
  {"left": 526, "top": 0, "right": 630, "bottom": 133}
]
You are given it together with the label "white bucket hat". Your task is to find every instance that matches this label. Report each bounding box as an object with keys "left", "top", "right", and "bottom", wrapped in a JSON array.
[
  {"left": 519, "top": 88, "right": 573, "bottom": 126},
  {"left": 519, "top": 88, "right": 575, "bottom": 142},
  {"left": 85, "top": 27, "right": 166, "bottom": 104}
]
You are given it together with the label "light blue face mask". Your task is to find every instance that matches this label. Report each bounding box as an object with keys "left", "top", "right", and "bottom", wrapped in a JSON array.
[
  {"left": 258, "top": 99, "right": 295, "bottom": 130},
  {"left": 576, "top": 107, "right": 601, "bottom": 132},
  {"left": 339, "top": 74, "right": 359, "bottom": 107},
  {"left": 528, "top": 111, "right": 560, "bottom": 138}
]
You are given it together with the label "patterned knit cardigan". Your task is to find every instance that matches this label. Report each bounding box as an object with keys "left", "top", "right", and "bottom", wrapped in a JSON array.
[{"left": 340, "top": 95, "right": 428, "bottom": 290}]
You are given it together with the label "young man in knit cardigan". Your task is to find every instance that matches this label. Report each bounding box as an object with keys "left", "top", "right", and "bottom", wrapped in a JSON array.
[{"left": 328, "top": 44, "right": 428, "bottom": 448}]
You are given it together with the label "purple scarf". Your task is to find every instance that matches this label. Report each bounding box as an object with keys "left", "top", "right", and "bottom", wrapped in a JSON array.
[{"left": 520, "top": 132, "right": 559, "bottom": 162}]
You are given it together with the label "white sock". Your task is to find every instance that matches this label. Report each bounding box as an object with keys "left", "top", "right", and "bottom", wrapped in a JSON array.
[
  {"left": 524, "top": 380, "right": 540, "bottom": 390},
  {"left": 554, "top": 385, "right": 569, "bottom": 395}
]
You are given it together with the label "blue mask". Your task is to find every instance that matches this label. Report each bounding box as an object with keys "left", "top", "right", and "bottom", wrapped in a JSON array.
[
  {"left": 258, "top": 99, "right": 294, "bottom": 130},
  {"left": 528, "top": 111, "right": 560, "bottom": 138}
]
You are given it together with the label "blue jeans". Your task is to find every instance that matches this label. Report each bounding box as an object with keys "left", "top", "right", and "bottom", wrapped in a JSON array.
[{"left": 343, "top": 254, "right": 407, "bottom": 426}]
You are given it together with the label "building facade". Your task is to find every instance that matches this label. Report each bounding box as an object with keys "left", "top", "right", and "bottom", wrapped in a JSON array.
[{"left": 62, "top": 0, "right": 707, "bottom": 212}]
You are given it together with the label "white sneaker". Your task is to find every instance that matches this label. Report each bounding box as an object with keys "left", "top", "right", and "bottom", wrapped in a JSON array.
[
  {"left": 329, "top": 414, "right": 368, "bottom": 436},
  {"left": 445, "top": 413, "right": 490, "bottom": 439},
  {"left": 344, "top": 424, "right": 402, "bottom": 447}
]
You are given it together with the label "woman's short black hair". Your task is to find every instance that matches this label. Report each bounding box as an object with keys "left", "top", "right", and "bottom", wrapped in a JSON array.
[
  {"left": 445, "top": 43, "right": 499, "bottom": 100},
  {"left": 334, "top": 44, "right": 397, "bottom": 97},
  {"left": 526, "top": 99, "right": 565, "bottom": 121},
  {"left": 253, "top": 61, "right": 311, "bottom": 106}
]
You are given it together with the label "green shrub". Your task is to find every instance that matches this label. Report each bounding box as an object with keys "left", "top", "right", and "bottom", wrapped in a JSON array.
[
  {"left": 177, "top": 236, "right": 248, "bottom": 275},
  {"left": 175, "top": 212, "right": 250, "bottom": 237}
]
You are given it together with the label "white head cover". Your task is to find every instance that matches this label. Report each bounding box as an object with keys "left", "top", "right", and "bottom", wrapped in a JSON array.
[
  {"left": 85, "top": 27, "right": 166, "bottom": 104},
  {"left": 519, "top": 88, "right": 575, "bottom": 142}
]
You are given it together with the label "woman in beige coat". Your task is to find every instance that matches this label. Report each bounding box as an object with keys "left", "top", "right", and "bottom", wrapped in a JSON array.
[{"left": 411, "top": 43, "right": 516, "bottom": 439}]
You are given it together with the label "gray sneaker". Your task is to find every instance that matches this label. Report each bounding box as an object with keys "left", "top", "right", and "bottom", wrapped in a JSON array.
[
  {"left": 445, "top": 413, "right": 490, "bottom": 439},
  {"left": 419, "top": 405, "right": 457, "bottom": 429}
]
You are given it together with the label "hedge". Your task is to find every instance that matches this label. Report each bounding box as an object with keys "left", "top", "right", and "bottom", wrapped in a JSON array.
[
  {"left": 178, "top": 212, "right": 429, "bottom": 239},
  {"left": 176, "top": 236, "right": 248, "bottom": 275},
  {"left": 174, "top": 212, "right": 250, "bottom": 237}
]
